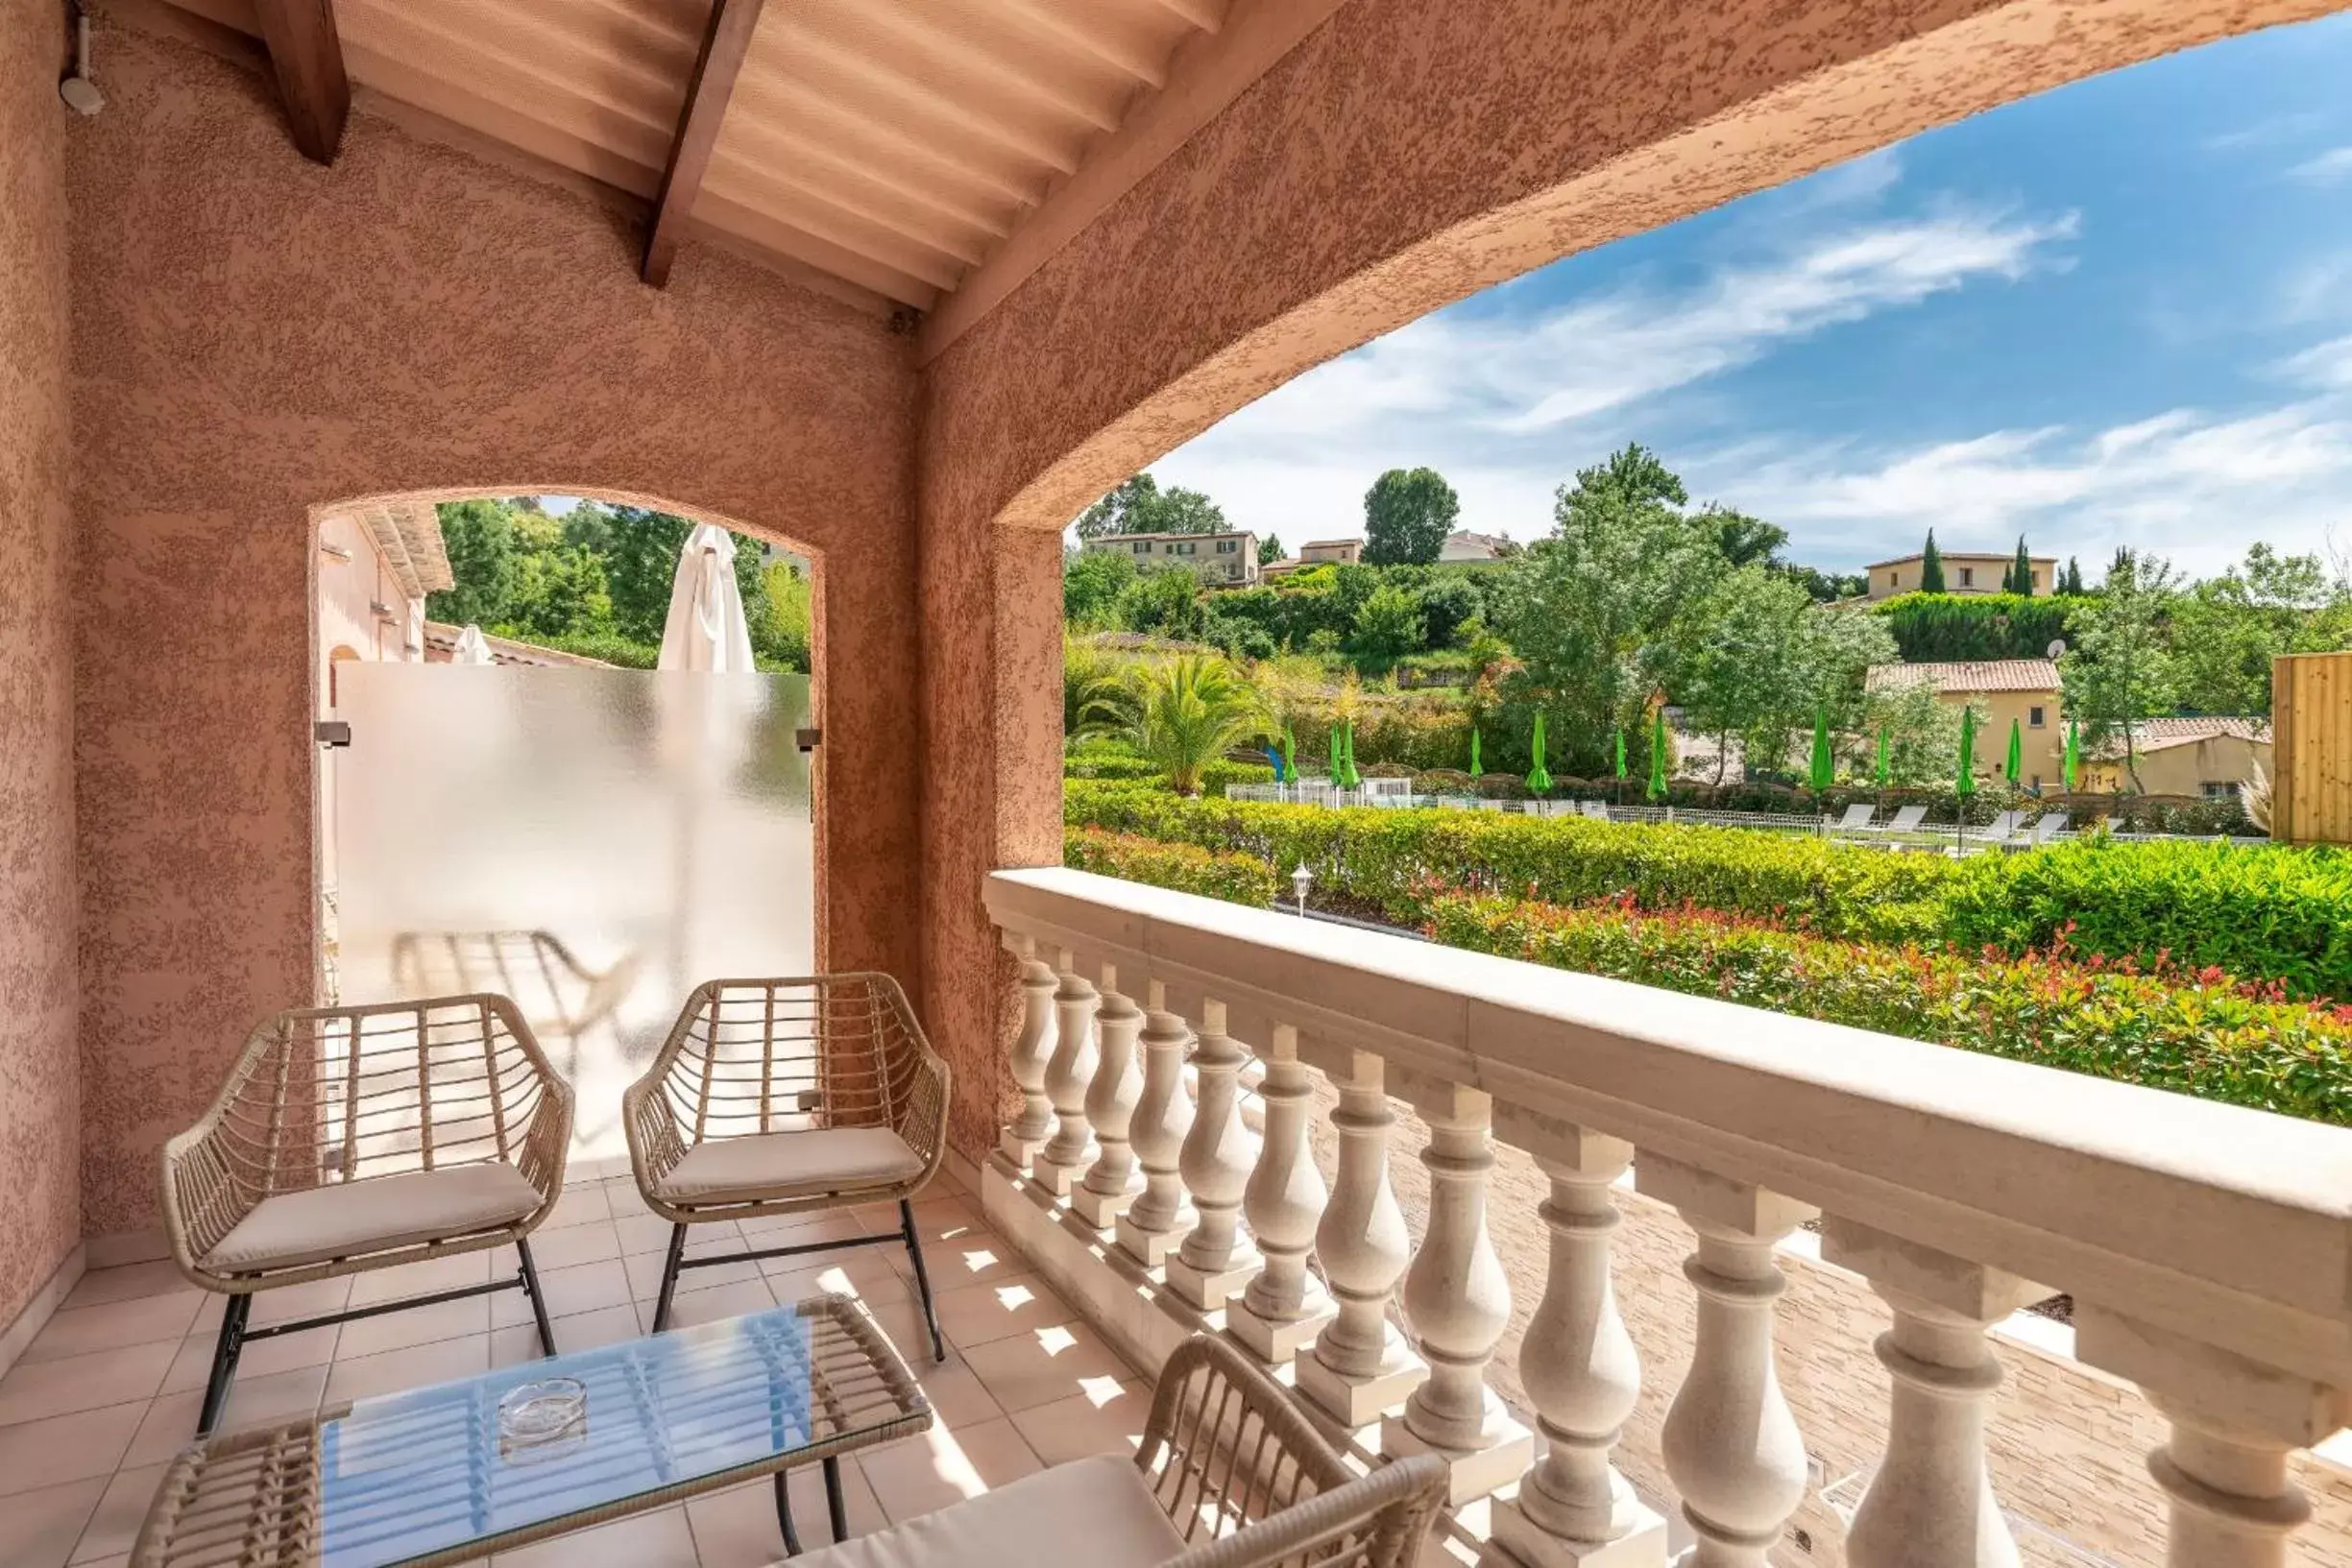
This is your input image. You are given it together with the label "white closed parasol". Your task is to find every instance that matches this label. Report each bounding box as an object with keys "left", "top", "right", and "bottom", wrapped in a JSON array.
[{"left": 657, "top": 523, "right": 758, "bottom": 673}]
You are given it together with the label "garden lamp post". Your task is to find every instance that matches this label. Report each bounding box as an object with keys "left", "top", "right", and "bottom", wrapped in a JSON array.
[{"left": 1292, "top": 862, "right": 1313, "bottom": 917}]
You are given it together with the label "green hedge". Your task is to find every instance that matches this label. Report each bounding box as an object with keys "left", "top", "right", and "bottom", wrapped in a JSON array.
[
  {"left": 1947, "top": 837, "right": 2352, "bottom": 1001},
  {"left": 1064, "top": 782, "right": 1962, "bottom": 943},
  {"left": 1066, "top": 783, "right": 2348, "bottom": 997},
  {"left": 1062, "top": 743, "right": 1275, "bottom": 797},
  {"left": 1427, "top": 893, "right": 2352, "bottom": 1124},
  {"left": 1871, "top": 591, "right": 2089, "bottom": 663},
  {"left": 1063, "top": 827, "right": 1276, "bottom": 906}
]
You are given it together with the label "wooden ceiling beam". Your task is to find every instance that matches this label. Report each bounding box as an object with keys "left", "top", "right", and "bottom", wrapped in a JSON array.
[
  {"left": 643, "top": 0, "right": 768, "bottom": 287},
  {"left": 252, "top": 0, "right": 351, "bottom": 163}
]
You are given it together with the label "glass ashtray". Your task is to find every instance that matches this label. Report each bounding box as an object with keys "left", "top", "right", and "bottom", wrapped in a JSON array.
[{"left": 497, "top": 1377, "right": 588, "bottom": 1462}]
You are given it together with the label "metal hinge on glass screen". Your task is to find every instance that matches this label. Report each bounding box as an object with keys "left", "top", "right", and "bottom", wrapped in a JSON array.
[
  {"left": 796, "top": 728, "right": 820, "bottom": 753},
  {"left": 315, "top": 721, "right": 352, "bottom": 748}
]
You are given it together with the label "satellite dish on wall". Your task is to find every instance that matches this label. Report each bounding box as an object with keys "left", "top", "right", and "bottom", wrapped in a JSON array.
[{"left": 2046, "top": 639, "right": 2067, "bottom": 660}]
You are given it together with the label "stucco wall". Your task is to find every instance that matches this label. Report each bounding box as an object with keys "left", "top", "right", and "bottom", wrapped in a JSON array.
[
  {"left": 0, "top": 0, "right": 83, "bottom": 1328},
  {"left": 67, "top": 15, "right": 921, "bottom": 1236},
  {"left": 914, "top": 0, "right": 2335, "bottom": 1158}
]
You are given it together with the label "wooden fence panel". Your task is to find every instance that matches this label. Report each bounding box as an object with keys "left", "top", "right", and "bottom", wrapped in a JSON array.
[{"left": 2273, "top": 651, "right": 2352, "bottom": 845}]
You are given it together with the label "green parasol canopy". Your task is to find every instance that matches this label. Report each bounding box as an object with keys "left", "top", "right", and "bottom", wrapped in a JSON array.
[
  {"left": 1340, "top": 719, "right": 1362, "bottom": 789},
  {"left": 1807, "top": 706, "right": 1833, "bottom": 792},
  {"left": 1613, "top": 728, "right": 1628, "bottom": 781},
  {"left": 1282, "top": 724, "right": 1296, "bottom": 784},
  {"left": 1328, "top": 725, "right": 1344, "bottom": 787},
  {"left": 1647, "top": 709, "right": 1669, "bottom": 802},
  {"left": 1468, "top": 726, "right": 1483, "bottom": 778},
  {"left": 1526, "top": 712, "right": 1553, "bottom": 793},
  {"left": 1874, "top": 725, "right": 1890, "bottom": 787},
  {"left": 2064, "top": 719, "right": 2079, "bottom": 791},
  {"left": 1956, "top": 707, "right": 1978, "bottom": 799},
  {"left": 2004, "top": 716, "right": 2023, "bottom": 784}
]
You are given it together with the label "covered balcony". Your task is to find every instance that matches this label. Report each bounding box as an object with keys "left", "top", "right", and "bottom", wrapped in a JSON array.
[{"left": 3, "top": 0, "right": 2349, "bottom": 1565}]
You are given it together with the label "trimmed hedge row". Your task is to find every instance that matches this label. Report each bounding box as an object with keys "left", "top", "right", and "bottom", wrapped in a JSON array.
[
  {"left": 1427, "top": 893, "right": 2352, "bottom": 1125},
  {"left": 1065, "top": 781, "right": 1963, "bottom": 944},
  {"left": 1062, "top": 827, "right": 1277, "bottom": 906},
  {"left": 1065, "top": 782, "right": 2352, "bottom": 999}
]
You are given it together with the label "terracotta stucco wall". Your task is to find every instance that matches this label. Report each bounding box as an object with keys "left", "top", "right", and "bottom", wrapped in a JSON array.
[
  {"left": 0, "top": 0, "right": 82, "bottom": 1328},
  {"left": 914, "top": 0, "right": 2333, "bottom": 1157},
  {"left": 67, "top": 17, "right": 921, "bottom": 1236}
]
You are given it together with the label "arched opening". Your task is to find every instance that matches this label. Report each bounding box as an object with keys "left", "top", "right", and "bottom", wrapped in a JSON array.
[{"left": 309, "top": 488, "right": 822, "bottom": 1162}]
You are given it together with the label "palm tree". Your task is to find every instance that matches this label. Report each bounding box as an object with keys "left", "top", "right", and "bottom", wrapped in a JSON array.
[
  {"left": 1064, "top": 635, "right": 1132, "bottom": 739},
  {"left": 1127, "top": 655, "right": 1272, "bottom": 795}
]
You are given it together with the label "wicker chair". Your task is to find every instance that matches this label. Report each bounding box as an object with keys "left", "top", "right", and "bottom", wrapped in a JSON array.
[
  {"left": 784, "top": 1336, "right": 1448, "bottom": 1567},
  {"left": 623, "top": 974, "right": 949, "bottom": 1356},
  {"left": 163, "top": 994, "right": 571, "bottom": 1436}
]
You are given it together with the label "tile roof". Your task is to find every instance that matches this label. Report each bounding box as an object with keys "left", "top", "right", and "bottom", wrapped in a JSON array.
[
  {"left": 2085, "top": 715, "right": 2271, "bottom": 760},
  {"left": 1864, "top": 659, "right": 2061, "bottom": 694}
]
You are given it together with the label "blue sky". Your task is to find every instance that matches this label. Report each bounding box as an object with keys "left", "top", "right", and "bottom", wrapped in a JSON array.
[{"left": 1149, "top": 12, "right": 2352, "bottom": 579}]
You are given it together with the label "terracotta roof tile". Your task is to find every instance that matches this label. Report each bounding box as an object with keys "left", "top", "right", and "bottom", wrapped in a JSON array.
[{"left": 1864, "top": 660, "right": 2060, "bottom": 694}]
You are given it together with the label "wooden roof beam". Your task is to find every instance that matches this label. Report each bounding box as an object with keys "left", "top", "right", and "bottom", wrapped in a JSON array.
[
  {"left": 643, "top": 0, "right": 768, "bottom": 287},
  {"left": 252, "top": 0, "right": 351, "bottom": 163}
]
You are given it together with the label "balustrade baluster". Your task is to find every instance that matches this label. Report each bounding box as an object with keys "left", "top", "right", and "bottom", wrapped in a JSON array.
[
  {"left": 1228, "top": 1025, "right": 1333, "bottom": 1364},
  {"left": 1072, "top": 963, "right": 1144, "bottom": 1226},
  {"left": 1297, "top": 1049, "right": 1424, "bottom": 1428},
  {"left": 1114, "top": 983, "right": 1196, "bottom": 1266},
  {"left": 1383, "top": 1083, "right": 1532, "bottom": 1504},
  {"left": 1031, "top": 952, "right": 1099, "bottom": 1197},
  {"left": 1163, "top": 999, "right": 1261, "bottom": 1311},
  {"left": 1486, "top": 1132, "right": 1667, "bottom": 1568},
  {"left": 2077, "top": 1306, "right": 2345, "bottom": 1568},
  {"left": 997, "top": 937, "right": 1057, "bottom": 1170},
  {"left": 1821, "top": 1222, "right": 2039, "bottom": 1568},
  {"left": 1638, "top": 1156, "right": 1815, "bottom": 1568}
]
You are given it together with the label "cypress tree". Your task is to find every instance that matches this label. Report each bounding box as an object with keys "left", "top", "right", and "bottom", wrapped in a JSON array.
[
  {"left": 1919, "top": 530, "right": 1947, "bottom": 593},
  {"left": 2009, "top": 536, "right": 2034, "bottom": 596}
]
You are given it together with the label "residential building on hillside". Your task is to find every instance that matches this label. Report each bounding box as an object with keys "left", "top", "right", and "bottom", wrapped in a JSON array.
[
  {"left": 1864, "top": 659, "right": 2065, "bottom": 787},
  {"left": 2079, "top": 715, "right": 2273, "bottom": 800},
  {"left": 1082, "top": 528, "right": 1260, "bottom": 586},
  {"left": 1865, "top": 550, "right": 2058, "bottom": 601},
  {"left": 315, "top": 498, "right": 452, "bottom": 710},
  {"left": 1258, "top": 536, "right": 1362, "bottom": 581},
  {"left": 1438, "top": 529, "right": 1514, "bottom": 565}
]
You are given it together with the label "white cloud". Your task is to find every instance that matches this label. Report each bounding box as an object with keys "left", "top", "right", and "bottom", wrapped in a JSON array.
[
  {"left": 2289, "top": 146, "right": 2352, "bottom": 183},
  {"left": 2279, "top": 334, "right": 2352, "bottom": 391}
]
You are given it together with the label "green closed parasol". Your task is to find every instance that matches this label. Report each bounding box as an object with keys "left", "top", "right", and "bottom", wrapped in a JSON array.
[
  {"left": 1647, "top": 709, "right": 1668, "bottom": 802},
  {"left": 1526, "top": 712, "right": 1553, "bottom": 793},
  {"left": 1808, "top": 706, "right": 1833, "bottom": 792}
]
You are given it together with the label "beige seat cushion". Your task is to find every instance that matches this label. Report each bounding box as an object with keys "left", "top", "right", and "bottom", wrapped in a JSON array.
[
  {"left": 788, "top": 1453, "right": 1187, "bottom": 1568},
  {"left": 651, "top": 1127, "right": 924, "bottom": 1206},
  {"left": 202, "top": 1163, "right": 544, "bottom": 1275}
]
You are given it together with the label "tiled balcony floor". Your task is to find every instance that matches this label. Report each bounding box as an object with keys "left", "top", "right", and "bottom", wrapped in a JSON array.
[{"left": 0, "top": 1161, "right": 1154, "bottom": 1568}]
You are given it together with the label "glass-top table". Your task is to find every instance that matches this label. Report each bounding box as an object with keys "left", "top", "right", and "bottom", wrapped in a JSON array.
[{"left": 132, "top": 1293, "right": 932, "bottom": 1568}]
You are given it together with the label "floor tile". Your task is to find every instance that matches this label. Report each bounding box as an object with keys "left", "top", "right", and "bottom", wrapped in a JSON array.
[
  {"left": 856, "top": 1418, "right": 1041, "bottom": 1524},
  {"left": 247, "top": 1276, "right": 353, "bottom": 1329},
  {"left": 493, "top": 1259, "right": 632, "bottom": 1328},
  {"left": 1010, "top": 1378, "right": 1152, "bottom": 1465},
  {"left": 763, "top": 1249, "right": 910, "bottom": 1310},
  {"left": 519, "top": 1220, "right": 621, "bottom": 1272},
  {"left": 737, "top": 1210, "right": 868, "bottom": 1247},
  {"left": 346, "top": 1250, "right": 490, "bottom": 1307},
  {"left": 623, "top": 1247, "right": 764, "bottom": 1303},
  {"left": 160, "top": 1322, "right": 337, "bottom": 1394},
  {"left": 493, "top": 1504, "right": 698, "bottom": 1568},
  {"left": 907, "top": 1362, "right": 1002, "bottom": 1429},
  {"left": 332, "top": 1293, "right": 489, "bottom": 1361},
  {"left": 860, "top": 1296, "right": 958, "bottom": 1377},
  {"left": 684, "top": 1464, "right": 885, "bottom": 1568},
  {"left": 21, "top": 1293, "right": 204, "bottom": 1366},
  {"left": 0, "top": 1478, "right": 107, "bottom": 1568},
  {"left": 614, "top": 1213, "right": 680, "bottom": 1257},
  {"left": 930, "top": 1274, "right": 1074, "bottom": 1351},
  {"left": 67, "top": 1462, "right": 164, "bottom": 1564},
  {"left": 960, "top": 1322, "right": 1138, "bottom": 1414},
  {"left": 126, "top": 1363, "right": 330, "bottom": 1467},
  {"left": 889, "top": 1219, "right": 1019, "bottom": 1291},
  {"left": 324, "top": 1336, "right": 490, "bottom": 1404},
  {"left": 657, "top": 1277, "right": 778, "bottom": 1331},
  {"left": 59, "top": 1263, "right": 191, "bottom": 1313},
  {"left": 0, "top": 1341, "right": 176, "bottom": 1428},
  {"left": 491, "top": 1304, "right": 643, "bottom": 1367},
  {"left": 0, "top": 1405, "right": 144, "bottom": 1498},
  {"left": 541, "top": 1183, "right": 612, "bottom": 1232}
]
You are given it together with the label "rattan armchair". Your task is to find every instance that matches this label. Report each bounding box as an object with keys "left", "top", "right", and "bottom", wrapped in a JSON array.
[
  {"left": 783, "top": 1336, "right": 1449, "bottom": 1568},
  {"left": 163, "top": 994, "right": 571, "bottom": 1436},
  {"left": 623, "top": 973, "right": 949, "bottom": 1356}
]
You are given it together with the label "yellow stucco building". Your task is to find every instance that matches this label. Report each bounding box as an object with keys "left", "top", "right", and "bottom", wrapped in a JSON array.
[
  {"left": 1865, "top": 660, "right": 2065, "bottom": 788},
  {"left": 2078, "top": 716, "right": 2273, "bottom": 800}
]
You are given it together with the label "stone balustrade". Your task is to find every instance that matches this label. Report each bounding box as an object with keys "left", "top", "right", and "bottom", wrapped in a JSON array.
[{"left": 982, "top": 867, "right": 2352, "bottom": 1568}]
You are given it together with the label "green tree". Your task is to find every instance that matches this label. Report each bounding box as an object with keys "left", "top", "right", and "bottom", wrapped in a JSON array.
[
  {"left": 2060, "top": 556, "right": 2085, "bottom": 595},
  {"left": 1676, "top": 567, "right": 1814, "bottom": 782},
  {"left": 1707, "top": 505, "right": 1788, "bottom": 568},
  {"left": 1063, "top": 636, "right": 1132, "bottom": 738},
  {"left": 2170, "top": 543, "right": 2336, "bottom": 714},
  {"left": 1125, "top": 655, "right": 1272, "bottom": 795},
  {"left": 1350, "top": 583, "right": 1425, "bottom": 660},
  {"left": 1063, "top": 546, "right": 1139, "bottom": 628},
  {"left": 1501, "top": 445, "right": 1727, "bottom": 768},
  {"left": 498, "top": 545, "right": 612, "bottom": 639},
  {"left": 1858, "top": 678, "right": 1970, "bottom": 787},
  {"left": 2061, "top": 552, "right": 2181, "bottom": 791},
  {"left": 1075, "top": 473, "right": 1226, "bottom": 540},
  {"left": 1258, "top": 534, "right": 1284, "bottom": 565},
  {"left": 2006, "top": 537, "right": 2034, "bottom": 595},
  {"left": 1919, "top": 530, "right": 1947, "bottom": 594},
  {"left": 1362, "top": 468, "right": 1460, "bottom": 566},
  {"left": 428, "top": 498, "right": 520, "bottom": 626},
  {"left": 1415, "top": 575, "right": 1482, "bottom": 648},
  {"left": 1116, "top": 562, "right": 1209, "bottom": 639},
  {"left": 760, "top": 559, "right": 812, "bottom": 672}
]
